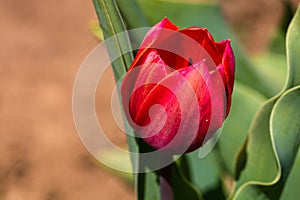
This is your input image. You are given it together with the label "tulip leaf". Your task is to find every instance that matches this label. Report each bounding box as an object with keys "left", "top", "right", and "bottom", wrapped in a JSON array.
[
  {"left": 252, "top": 53, "right": 287, "bottom": 96},
  {"left": 285, "top": 5, "right": 300, "bottom": 89},
  {"left": 173, "top": 158, "right": 203, "bottom": 200},
  {"left": 115, "top": 0, "right": 149, "bottom": 28},
  {"left": 232, "top": 86, "right": 300, "bottom": 199},
  {"left": 115, "top": 0, "right": 150, "bottom": 48},
  {"left": 229, "top": 99, "right": 279, "bottom": 199},
  {"left": 268, "top": 86, "right": 300, "bottom": 196},
  {"left": 92, "top": 0, "right": 141, "bottom": 193},
  {"left": 92, "top": 0, "right": 134, "bottom": 79},
  {"left": 138, "top": 170, "right": 160, "bottom": 200},
  {"left": 92, "top": 0, "right": 145, "bottom": 170},
  {"left": 230, "top": 7, "right": 300, "bottom": 199},
  {"left": 186, "top": 149, "right": 226, "bottom": 198},
  {"left": 218, "top": 82, "right": 266, "bottom": 175},
  {"left": 280, "top": 149, "right": 300, "bottom": 200}
]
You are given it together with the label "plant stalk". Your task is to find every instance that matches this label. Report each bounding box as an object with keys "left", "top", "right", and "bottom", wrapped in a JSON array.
[{"left": 160, "top": 155, "right": 174, "bottom": 200}]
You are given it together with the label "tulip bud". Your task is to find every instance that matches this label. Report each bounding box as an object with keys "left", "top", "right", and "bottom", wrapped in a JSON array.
[{"left": 121, "top": 18, "right": 235, "bottom": 154}]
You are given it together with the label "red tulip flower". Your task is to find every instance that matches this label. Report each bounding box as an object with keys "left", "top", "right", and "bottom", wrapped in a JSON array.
[{"left": 121, "top": 18, "right": 235, "bottom": 154}]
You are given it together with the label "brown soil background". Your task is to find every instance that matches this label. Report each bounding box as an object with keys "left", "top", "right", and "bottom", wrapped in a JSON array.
[{"left": 0, "top": 0, "right": 298, "bottom": 199}]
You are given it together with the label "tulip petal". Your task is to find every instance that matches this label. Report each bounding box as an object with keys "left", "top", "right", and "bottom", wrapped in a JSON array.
[
  {"left": 141, "top": 17, "right": 178, "bottom": 48},
  {"left": 179, "top": 28, "right": 222, "bottom": 70},
  {"left": 129, "top": 17, "right": 178, "bottom": 70},
  {"left": 187, "top": 61, "right": 226, "bottom": 151},
  {"left": 121, "top": 50, "right": 171, "bottom": 121},
  {"left": 216, "top": 40, "right": 235, "bottom": 115},
  {"left": 133, "top": 60, "right": 216, "bottom": 152}
]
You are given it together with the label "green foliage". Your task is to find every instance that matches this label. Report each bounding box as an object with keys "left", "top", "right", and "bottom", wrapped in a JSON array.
[
  {"left": 187, "top": 149, "right": 223, "bottom": 193},
  {"left": 285, "top": 7, "right": 300, "bottom": 89},
  {"left": 231, "top": 6, "right": 300, "bottom": 200},
  {"left": 92, "top": 0, "right": 133, "bottom": 79},
  {"left": 173, "top": 158, "right": 203, "bottom": 200},
  {"left": 281, "top": 150, "right": 300, "bottom": 199},
  {"left": 138, "top": 170, "right": 160, "bottom": 200},
  {"left": 252, "top": 53, "right": 287, "bottom": 95},
  {"left": 230, "top": 99, "right": 279, "bottom": 199},
  {"left": 219, "top": 82, "right": 266, "bottom": 176},
  {"left": 231, "top": 86, "right": 300, "bottom": 200}
]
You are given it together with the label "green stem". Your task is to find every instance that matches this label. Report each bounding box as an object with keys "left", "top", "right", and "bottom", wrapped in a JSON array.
[
  {"left": 137, "top": 170, "right": 146, "bottom": 200},
  {"left": 160, "top": 155, "right": 174, "bottom": 200}
]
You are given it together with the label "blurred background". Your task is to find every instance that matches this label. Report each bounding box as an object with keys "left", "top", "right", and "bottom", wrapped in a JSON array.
[{"left": 0, "top": 0, "right": 298, "bottom": 199}]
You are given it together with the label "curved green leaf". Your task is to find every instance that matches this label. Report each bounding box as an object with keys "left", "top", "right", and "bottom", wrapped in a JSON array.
[
  {"left": 186, "top": 150, "right": 223, "bottom": 194},
  {"left": 268, "top": 86, "right": 300, "bottom": 197},
  {"left": 173, "top": 158, "right": 203, "bottom": 200},
  {"left": 232, "top": 86, "right": 300, "bottom": 199},
  {"left": 285, "top": 6, "right": 300, "bottom": 89},
  {"left": 219, "top": 82, "right": 266, "bottom": 175},
  {"left": 252, "top": 53, "right": 287, "bottom": 96},
  {"left": 231, "top": 6, "right": 300, "bottom": 199},
  {"left": 280, "top": 149, "right": 300, "bottom": 200},
  {"left": 139, "top": 170, "right": 160, "bottom": 200},
  {"left": 230, "top": 99, "right": 278, "bottom": 199}
]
